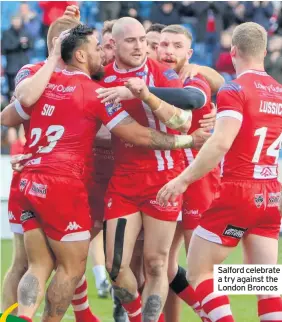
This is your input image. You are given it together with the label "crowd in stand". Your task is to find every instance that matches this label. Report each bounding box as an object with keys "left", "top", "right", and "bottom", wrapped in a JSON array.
[{"left": 1, "top": 1, "right": 282, "bottom": 154}]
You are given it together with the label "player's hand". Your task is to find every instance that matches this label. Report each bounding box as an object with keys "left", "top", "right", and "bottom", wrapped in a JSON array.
[
  {"left": 179, "top": 63, "right": 201, "bottom": 83},
  {"left": 64, "top": 5, "right": 80, "bottom": 21},
  {"left": 11, "top": 153, "right": 32, "bottom": 172},
  {"left": 199, "top": 103, "right": 217, "bottom": 129},
  {"left": 49, "top": 29, "right": 70, "bottom": 62},
  {"left": 157, "top": 175, "right": 188, "bottom": 207},
  {"left": 191, "top": 127, "right": 212, "bottom": 150},
  {"left": 96, "top": 86, "right": 134, "bottom": 104},
  {"left": 125, "top": 78, "right": 150, "bottom": 101}
]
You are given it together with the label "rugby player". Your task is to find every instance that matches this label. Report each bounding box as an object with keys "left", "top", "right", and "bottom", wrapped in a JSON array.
[
  {"left": 158, "top": 22, "right": 282, "bottom": 321},
  {"left": 146, "top": 23, "right": 166, "bottom": 60},
  {"left": 1, "top": 16, "right": 102, "bottom": 322}
]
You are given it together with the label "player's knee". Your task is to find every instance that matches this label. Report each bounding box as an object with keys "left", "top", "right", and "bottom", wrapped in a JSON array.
[{"left": 144, "top": 254, "right": 167, "bottom": 277}]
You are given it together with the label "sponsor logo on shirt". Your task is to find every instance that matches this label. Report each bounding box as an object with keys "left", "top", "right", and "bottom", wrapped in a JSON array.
[
  {"left": 19, "top": 178, "right": 28, "bottom": 192},
  {"left": 223, "top": 224, "right": 247, "bottom": 239},
  {"left": 183, "top": 209, "right": 199, "bottom": 216},
  {"left": 29, "top": 182, "right": 47, "bottom": 198},
  {"left": 105, "top": 102, "right": 122, "bottom": 116},
  {"left": 260, "top": 166, "right": 274, "bottom": 178},
  {"left": 46, "top": 83, "right": 76, "bottom": 93},
  {"left": 254, "top": 193, "right": 264, "bottom": 208},
  {"left": 267, "top": 192, "right": 280, "bottom": 208},
  {"left": 104, "top": 75, "right": 117, "bottom": 83},
  {"left": 254, "top": 82, "right": 282, "bottom": 93},
  {"left": 20, "top": 210, "right": 35, "bottom": 223},
  {"left": 163, "top": 69, "right": 179, "bottom": 81},
  {"left": 15, "top": 69, "right": 30, "bottom": 86},
  {"left": 136, "top": 71, "right": 147, "bottom": 77},
  {"left": 65, "top": 222, "right": 82, "bottom": 231}
]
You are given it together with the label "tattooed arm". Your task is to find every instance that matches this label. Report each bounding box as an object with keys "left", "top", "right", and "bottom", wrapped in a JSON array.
[{"left": 110, "top": 115, "right": 210, "bottom": 150}]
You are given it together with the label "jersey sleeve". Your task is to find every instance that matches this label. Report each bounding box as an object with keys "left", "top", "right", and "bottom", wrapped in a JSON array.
[
  {"left": 216, "top": 82, "right": 245, "bottom": 122},
  {"left": 14, "top": 64, "right": 38, "bottom": 88},
  {"left": 156, "top": 67, "right": 183, "bottom": 88},
  {"left": 14, "top": 99, "right": 31, "bottom": 120},
  {"left": 183, "top": 76, "right": 211, "bottom": 108},
  {"left": 86, "top": 94, "right": 130, "bottom": 131}
]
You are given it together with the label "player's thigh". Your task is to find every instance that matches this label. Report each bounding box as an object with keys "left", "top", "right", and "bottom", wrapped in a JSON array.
[
  {"left": 12, "top": 233, "right": 28, "bottom": 268},
  {"left": 143, "top": 214, "right": 177, "bottom": 268},
  {"left": 168, "top": 223, "right": 184, "bottom": 282},
  {"left": 47, "top": 237, "right": 90, "bottom": 275},
  {"left": 242, "top": 234, "right": 279, "bottom": 265},
  {"left": 183, "top": 229, "right": 194, "bottom": 254},
  {"left": 187, "top": 233, "right": 234, "bottom": 288},
  {"left": 24, "top": 228, "right": 55, "bottom": 274},
  {"left": 104, "top": 212, "right": 142, "bottom": 275}
]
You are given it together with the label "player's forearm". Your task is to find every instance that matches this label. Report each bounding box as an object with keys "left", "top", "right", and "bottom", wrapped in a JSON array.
[
  {"left": 145, "top": 128, "right": 194, "bottom": 150},
  {"left": 143, "top": 93, "right": 192, "bottom": 132},
  {"left": 180, "top": 136, "right": 226, "bottom": 185},
  {"left": 0, "top": 102, "right": 25, "bottom": 127},
  {"left": 15, "top": 56, "right": 58, "bottom": 107},
  {"left": 198, "top": 66, "right": 225, "bottom": 94}
]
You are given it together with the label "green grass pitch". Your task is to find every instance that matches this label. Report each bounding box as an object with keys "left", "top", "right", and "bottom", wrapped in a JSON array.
[{"left": 1, "top": 238, "right": 282, "bottom": 321}]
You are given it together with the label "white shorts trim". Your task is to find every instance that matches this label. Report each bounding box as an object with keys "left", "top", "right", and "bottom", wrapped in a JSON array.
[
  {"left": 194, "top": 225, "right": 222, "bottom": 244},
  {"left": 10, "top": 223, "right": 24, "bottom": 234},
  {"left": 60, "top": 231, "right": 90, "bottom": 242}
]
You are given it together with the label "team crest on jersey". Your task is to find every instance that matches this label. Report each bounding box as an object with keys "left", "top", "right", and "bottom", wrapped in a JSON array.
[
  {"left": 104, "top": 75, "right": 117, "bottom": 83},
  {"left": 19, "top": 178, "right": 28, "bottom": 192},
  {"left": 29, "top": 182, "right": 47, "bottom": 198},
  {"left": 163, "top": 69, "right": 178, "bottom": 81},
  {"left": 260, "top": 166, "right": 274, "bottom": 178},
  {"left": 254, "top": 193, "right": 264, "bottom": 208},
  {"left": 15, "top": 69, "right": 30, "bottom": 86},
  {"left": 105, "top": 101, "right": 122, "bottom": 116},
  {"left": 136, "top": 71, "right": 147, "bottom": 77}
]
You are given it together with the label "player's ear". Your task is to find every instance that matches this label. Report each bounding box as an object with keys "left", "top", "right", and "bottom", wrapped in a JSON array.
[
  {"left": 110, "top": 38, "right": 116, "bottom": 50},
  {"left": 75, "top": 49, "right": 86, "bottom": 63},
  {"left": 230, "top": 45, "right": 236, "bottom": 58},
  {"left": 187, "top": 49, "right": 193, "bottom": 60}
]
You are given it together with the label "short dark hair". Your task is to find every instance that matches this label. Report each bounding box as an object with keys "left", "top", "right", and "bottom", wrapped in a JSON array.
[
  {"left": 146, "top": 23, "right": 166, "bottom": 34},
  {"left": 61, "top": 24, "right": 94, "bottom": 64}
]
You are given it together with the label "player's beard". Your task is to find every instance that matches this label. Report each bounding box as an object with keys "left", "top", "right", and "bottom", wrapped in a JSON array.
[{"left": 91, "top": 66, "right": 105, "bottom": 81}]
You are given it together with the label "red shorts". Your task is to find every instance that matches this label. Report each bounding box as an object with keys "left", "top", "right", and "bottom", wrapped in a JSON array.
[
  {"left": 195, "top": 179, "right": 281, "bottom": 247},
  {"left": 182, "top": 168, "right": 220, "bottom": 230},
  {"left": 88, "top": 179, "right": 110, "bottom": 229},
  {"left": 104, "top": 166, "right": 183, "bottom": 221},
  {"left": 8, "top": 173, "right": 25, "bottom": 234},
  {"left": 20, "top": 172, "right": 91, "bottom": 241}
]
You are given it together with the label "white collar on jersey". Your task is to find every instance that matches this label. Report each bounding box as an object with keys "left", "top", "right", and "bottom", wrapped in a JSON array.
[
  {"left": 62, "top": 69, "right": 91, "bottom": 79},
  {"left": 113, "top": 57, "right": 147, "bottom": 73},
  {"left": 237, "top": 69, "right": 268, "bottom": 78}
]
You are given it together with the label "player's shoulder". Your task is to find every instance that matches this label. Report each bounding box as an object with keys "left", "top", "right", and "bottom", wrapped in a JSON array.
[
  {"left": 15, "top": 61, "right": 45, "bottom": 87},
  {"left": 147, "top": 58, "right": 177, "bottom": 78},
  {"left": 218, "top": 79, "right": 244, "bottom": 95}
]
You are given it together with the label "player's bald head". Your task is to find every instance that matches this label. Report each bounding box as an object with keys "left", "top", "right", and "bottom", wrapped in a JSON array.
[
  {"left": 112, "top": 17, "right": 145, "bottom": 40},
  {"left": 232, "top": 22, "right": 267, "bottom": 60}
]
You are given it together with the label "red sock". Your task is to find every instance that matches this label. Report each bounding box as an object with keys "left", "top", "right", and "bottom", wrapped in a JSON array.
[
  {"left": 196, "top": 279, "right": 234, "bottom": 322},
  {"left": 71, "top": 275, "right": 100, "bottom": 322},
  {"left": 158, "top": 312, "right": 165, "bottom": 322},
  {"left": 258, "top": 297, "right": 282, "bottom": 321},
  {"left": 178, "top": 284, "right": 202, "bottom": 315},
  {"left": 122, "top": 294, "right": 142, "bottom": 322},
  {"left": 18, "top": 316, "right": 32, "bottom": 322}
]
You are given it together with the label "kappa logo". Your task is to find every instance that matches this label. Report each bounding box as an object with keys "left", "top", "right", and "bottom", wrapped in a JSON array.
[
  {"left": 223, "top": 224, "right": 248, "bottom": 239},
  {"left": 29, "top": 182, "right": 47, "bottom": 198},
  {"left": 254, "top": 193, "right": 264, "bottom": 208},
  {"left": 8, "top": 211, "right": 15, "bottom": 221},
  {"left": 260, "top": 167, "right": 273, "bottom": 177},
  {"left": 19, "top": 178, "right": 28, "bottom": 192},
  {"left": 65, "top": 222, "right": 82, "bottom": 231},
  {"left": 104, "top": 75, "right": 117, "bottom": 83},
  {"left": 107, "top": 198, "right": 112, "bottom": 208}
]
